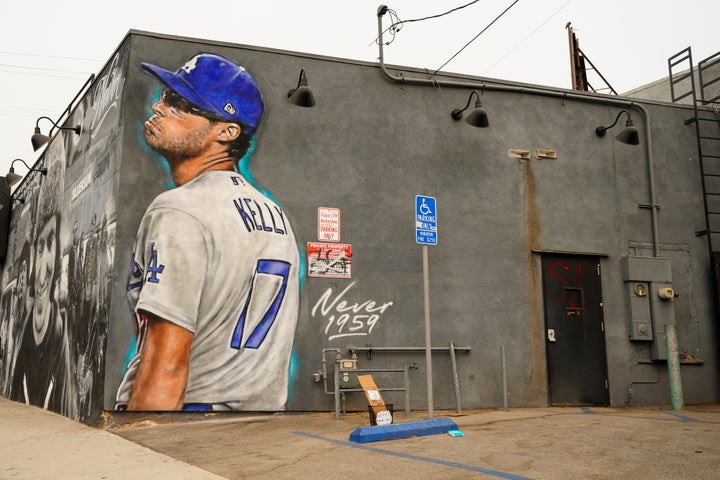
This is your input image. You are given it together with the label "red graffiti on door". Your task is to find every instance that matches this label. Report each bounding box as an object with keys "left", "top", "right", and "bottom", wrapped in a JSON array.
[{"left": 546, "top": 260, "right": 593, "bottom": 310}]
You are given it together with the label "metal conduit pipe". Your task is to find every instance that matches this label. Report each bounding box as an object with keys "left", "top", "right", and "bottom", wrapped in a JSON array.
[
  {"left": 348, "top": 345, "right": 471, "bottom": 354},
  {"left": 347, "top": 343, "right": 470, "bottom": 413},
  {"left": 376, "top": 5, "right": 660, "bottom": 257}
]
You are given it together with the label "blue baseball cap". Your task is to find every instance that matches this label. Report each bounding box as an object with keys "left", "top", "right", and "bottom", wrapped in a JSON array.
[{"left": 141, "top": 53, "right": 263, "bottom": 134}]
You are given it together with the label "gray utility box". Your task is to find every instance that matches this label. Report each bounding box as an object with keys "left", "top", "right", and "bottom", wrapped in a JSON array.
[
  {"left": 338, "top": 359, "right": 360, "bottom": 389},
  {"left": 621, "top": 256, "right": 676, "bottom": 360}
]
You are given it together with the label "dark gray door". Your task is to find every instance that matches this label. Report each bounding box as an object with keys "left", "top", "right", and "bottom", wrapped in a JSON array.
[{"left": 541, "top": 255, "right": 609, "bottom": 405}]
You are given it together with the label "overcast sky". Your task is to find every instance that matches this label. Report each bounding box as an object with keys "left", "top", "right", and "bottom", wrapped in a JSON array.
[{"left": 1, "top": 0, "right": 718, "bottom": 184}]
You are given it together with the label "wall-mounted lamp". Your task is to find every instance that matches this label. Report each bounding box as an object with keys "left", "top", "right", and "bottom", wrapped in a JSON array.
[
  {"left": 6, "top": 159, "right": 47, "bottom": 187},
  {"left": 451, "top": 90, "right": 490, "bottom": 128},
  {"left": 0, "top": 190, "right": 24, "bottom": 204},
  {"left": 287, "top": 69, "right": 316, "bottom": 107},
  {"left": 31, "top": 116, "right": 81, "bottom": 151},
  {"left": 595, "top": 110, "right": 640, "bottom": 145}
]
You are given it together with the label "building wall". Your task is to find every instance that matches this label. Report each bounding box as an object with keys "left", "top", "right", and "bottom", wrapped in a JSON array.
[
  {"left": 0, "top": 43, "right": 125, "bottom": 424},
  {"left": 1, "top": 31, "right": 718, "bottom": 425}
]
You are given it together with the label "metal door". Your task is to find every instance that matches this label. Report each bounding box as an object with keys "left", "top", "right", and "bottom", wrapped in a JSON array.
[{"left": 541, "top": 255, "right": 609, "bottom": 405}]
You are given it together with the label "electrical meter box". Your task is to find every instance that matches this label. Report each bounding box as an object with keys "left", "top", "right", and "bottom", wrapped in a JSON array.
[
  {"left": 338, "top": 359, "right": 359, "bottom": 388},
  {"left": 625, "top": 281, "right": 653, "bottom": 341},
  {"left": 620, "top": 256, "right": 676, "bottom": 360}
]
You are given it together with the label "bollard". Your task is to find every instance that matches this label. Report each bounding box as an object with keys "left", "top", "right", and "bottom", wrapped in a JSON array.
[
  {"left": 664, "top": 324, "right": 684, "bottom": 410},
  {"left": 501, "top": 345, "right": 508, "bottom": 412}
]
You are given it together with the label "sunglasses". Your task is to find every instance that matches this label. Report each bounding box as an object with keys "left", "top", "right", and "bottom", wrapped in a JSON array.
[{"left": 160, "top": 90, "right": 227, "bottom": 122}]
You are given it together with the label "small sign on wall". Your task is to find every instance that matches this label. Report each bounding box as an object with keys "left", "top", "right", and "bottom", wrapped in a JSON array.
[
  {"left": 308, "top": 242, "right": 352, "bottom": 278},
  {"left": 415, "top": 195, "right": 437, "bottom": 245},
  {"left": 318, "top": 207, "right": 340, "bottom": 242}
]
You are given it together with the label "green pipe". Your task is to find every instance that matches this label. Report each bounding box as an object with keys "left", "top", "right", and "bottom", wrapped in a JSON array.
[{"left": 664, "top": 324, "right": 684, "bottom": 410}]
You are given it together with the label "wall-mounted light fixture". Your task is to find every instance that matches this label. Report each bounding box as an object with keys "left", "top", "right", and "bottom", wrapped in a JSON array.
[
  {"left": 31, "top": 116, "right": 81, "bottom": 151},
  {"left": 6, "top": 159, "right": 47, "bottom": 187},
  {"left": 451, "top": 90, "right": 489, "bottom": 128},
  {"left": 0, "top": 190, "right": 24, "bottom": 204},
  {"left": 595, "top": 110, "right": 640, "bottom": 145},
  {"left": 287, "top": 69, "right": 316, "bottom": 107}
]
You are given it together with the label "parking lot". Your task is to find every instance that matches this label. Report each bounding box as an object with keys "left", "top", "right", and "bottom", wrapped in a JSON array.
[{"left": 109, "top": 405, "right": 720, "bottom": 479}]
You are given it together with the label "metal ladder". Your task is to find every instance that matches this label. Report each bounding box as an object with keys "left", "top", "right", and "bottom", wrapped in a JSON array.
[
  {"left": 669, "top": 48, "right": 720, "bottom": 255},
  {"left": 669, "top": 48, "right": 720, "bottom": 315}
]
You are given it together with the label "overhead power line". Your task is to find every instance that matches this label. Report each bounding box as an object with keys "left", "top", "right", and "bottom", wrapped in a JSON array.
[
  {"left": 393, "top": 0, "right": 481, "bottom": 25},
  {"left": 482, "top": 0, "right": 575, "bottom": 76},
  {"left": 433, "top": 0, "right": 521, "bottom": 76},
  {"left": 374, "top": 1, "right": 523, "bottom": 76},
  {"left": 0, "top": 50, "right": 103, "bottom": 63},
  {"left": 0, "top": 63, "right": 92, "bottom": 76},
  {"left": 374, "top": 1, "right": 481, "bottom": 46}
]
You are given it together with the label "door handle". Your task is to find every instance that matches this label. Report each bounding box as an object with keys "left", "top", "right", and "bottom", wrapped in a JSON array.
[{"left": 548, "top": 329, "right": 556, "bottom": 342}]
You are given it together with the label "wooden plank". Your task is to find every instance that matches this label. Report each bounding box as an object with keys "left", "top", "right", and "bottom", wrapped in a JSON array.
[{"left": 357, "top": 374, "right": 392, "bottom": 425}]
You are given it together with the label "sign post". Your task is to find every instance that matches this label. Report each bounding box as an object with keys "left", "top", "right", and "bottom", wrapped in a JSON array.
[{"left": 415, "top": 195, "right": 437, "bottom": 418}]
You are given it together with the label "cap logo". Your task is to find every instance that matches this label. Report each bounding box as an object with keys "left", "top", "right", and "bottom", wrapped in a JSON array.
[
  {"left": 224, "top": 102, "right": 236, "bottom": 116},
  {"left": 181, "top": 57, "right": 199, "bottom": 74}
]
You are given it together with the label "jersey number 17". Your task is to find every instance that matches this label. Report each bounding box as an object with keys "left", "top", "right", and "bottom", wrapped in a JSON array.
[{"left": 230, "top": 259, "right": 291, "bottom": 350}]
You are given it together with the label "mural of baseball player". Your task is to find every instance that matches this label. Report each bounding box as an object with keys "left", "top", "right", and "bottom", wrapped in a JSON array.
[
  {"left": 10, "top": 140, "right": 77, "bottom": 418},
  {"left": 115, "top": 53, "right": 300, "bottom": 411},
  {"left": 0, "top": 242, "right": 32, "bottom": 397}
]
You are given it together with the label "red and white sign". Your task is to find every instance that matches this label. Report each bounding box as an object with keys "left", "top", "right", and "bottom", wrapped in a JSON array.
[
  {"left": 318, "top": 207, "right": 340, "bottom": 242},
  {"left": 307, "top": 242, "right": 352, "bottom": 278}
]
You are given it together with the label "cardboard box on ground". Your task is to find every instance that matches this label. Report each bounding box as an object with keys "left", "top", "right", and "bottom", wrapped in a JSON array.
[{"left": 357, "top": 374, "right": 393, "bottom": 426}]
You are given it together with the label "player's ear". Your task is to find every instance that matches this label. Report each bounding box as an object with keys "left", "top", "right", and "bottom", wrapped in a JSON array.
[{"left": 217, "top": 122, "right": 241, "bottom": 142}]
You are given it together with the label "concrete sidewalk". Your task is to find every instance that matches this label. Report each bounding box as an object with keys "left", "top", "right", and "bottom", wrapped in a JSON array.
[
  {"left": 0, "top": 396, "right": 223, "bottom": 479},
  {"left": 2, "top": 396, "right": 720, "bottom": 480}
]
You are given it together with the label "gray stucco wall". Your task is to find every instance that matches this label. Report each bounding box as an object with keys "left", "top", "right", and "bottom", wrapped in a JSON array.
[{"left": 107, "top": 32, "right": 718, "bottom": 411}]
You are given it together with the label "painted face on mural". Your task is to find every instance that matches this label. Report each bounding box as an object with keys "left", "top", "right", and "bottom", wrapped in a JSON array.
[
  {"left": 32, "top": 215, "right": 58, "bottom": 344},
  {"left": 144, "top": 90, "right": 218, "bottom": 162},
  {"left": 17, "top": 260, "right": 27, "bottom": 299},
  {"left": 16, "top": 258, "right": 31, "bottom": 317}
]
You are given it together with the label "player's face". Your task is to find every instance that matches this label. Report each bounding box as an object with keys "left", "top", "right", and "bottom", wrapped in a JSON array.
[
  {"left": 33, "top": 215, "right": 57, "bottom": 342},
  {"left": 17, "top": 260, "right": 26, "bottom": 300},
  {"left": 144, "top": 90, "right": 216, "bottom": 161}
]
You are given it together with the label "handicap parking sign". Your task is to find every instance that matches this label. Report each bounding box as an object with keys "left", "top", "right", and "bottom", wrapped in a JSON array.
[{"left": 415, "top": 195, "right": 437, "bottom": 245}]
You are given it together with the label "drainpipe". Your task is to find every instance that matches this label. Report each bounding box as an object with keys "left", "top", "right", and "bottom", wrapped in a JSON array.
[
  {"left": 376, "top": 5, "right": 660, "bottom": 256},
  {"left": 665, "top": 324, "right": 684, "bottom": 409}
]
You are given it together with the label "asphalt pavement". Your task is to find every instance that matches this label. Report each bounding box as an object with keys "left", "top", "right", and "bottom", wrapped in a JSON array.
[{"left": 2, "top": 396, "right": 719, "bottom": 479}]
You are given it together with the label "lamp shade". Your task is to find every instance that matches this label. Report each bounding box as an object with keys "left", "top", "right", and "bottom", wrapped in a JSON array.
[
  {"left": 288, "top": 69, "right": 316, "bottom": 107},
  {"left": 615, "top": 124, "right": 640, "bottom": 145},
  {"left": 288, "top": 85, "right": 316, "bottom": 107},
  {"left": 6, "top": 171, "right": 23, "bottom": 187},
  {"left": 465, "top": 104, "right": 490, "bottom": 128},
  {"left": 31, "top": 127, "right": 50, "bottom": 151}
]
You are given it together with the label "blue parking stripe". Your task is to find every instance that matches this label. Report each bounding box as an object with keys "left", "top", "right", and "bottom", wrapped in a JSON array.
[
  {"left": 659, "top": 410, "right": 702, "bottom": 422},
  {"left": 579, "top": 407, "right": 720, "bottom": 424},
  {"left": 293, "top": 431, "right": 534, "bottom": 480}
]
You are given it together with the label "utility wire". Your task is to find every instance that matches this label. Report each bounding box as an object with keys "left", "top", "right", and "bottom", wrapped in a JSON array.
[
  {"left": 395, "top": 0, "right": 481, "bottom": 25},
  {"left": 432, "top": 0, "right": 521, "bottom": 76},
  {"left": 0, "top": 63, "right": 92, "bottom": 76},
  {"left": 0, "top": 50, "right": 103, "bottom": 63},
  {"left": 373, "top": 1, "right": 481, "bottom": 46},
  {"left": 482, "top": 0, "right": 575, "bottom": 75}
]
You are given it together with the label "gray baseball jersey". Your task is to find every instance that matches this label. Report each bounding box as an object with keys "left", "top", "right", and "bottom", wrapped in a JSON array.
[{"left": 115, "top": 170, "right": 300, "bottom": 411}]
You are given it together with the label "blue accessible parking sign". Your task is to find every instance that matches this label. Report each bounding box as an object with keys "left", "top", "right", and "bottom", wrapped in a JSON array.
[{"left": 415, "top": 195, "right": 437, "bottom": 245}]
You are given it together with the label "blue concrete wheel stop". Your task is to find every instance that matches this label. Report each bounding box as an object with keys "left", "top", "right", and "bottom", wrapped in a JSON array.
[{"left": 349, "top": 417, "right": 458, "bottom": 443}]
